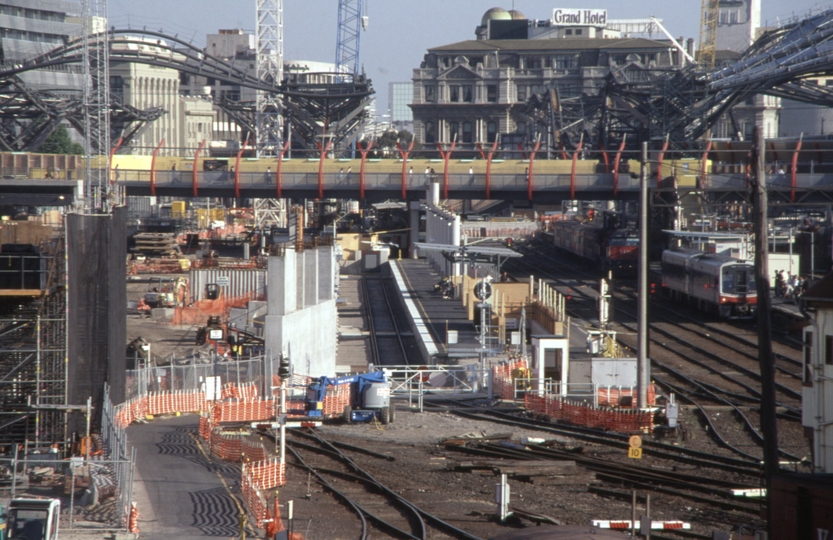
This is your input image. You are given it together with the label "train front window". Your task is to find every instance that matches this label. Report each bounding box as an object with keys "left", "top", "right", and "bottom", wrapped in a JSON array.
[{"left": 722, "top": 268, "right": 736, "bottom": 293}]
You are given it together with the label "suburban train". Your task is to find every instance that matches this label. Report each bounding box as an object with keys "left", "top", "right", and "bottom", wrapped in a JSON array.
[
  {"left": 551, "top": 210, "right": 639, "bottom": 275},
  {"left": 661, "top": 247, "right": 757, "bottom": 318}
]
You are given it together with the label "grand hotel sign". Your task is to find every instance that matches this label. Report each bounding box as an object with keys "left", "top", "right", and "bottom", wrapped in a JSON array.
[{"left": 552, "top": 8, "right": 608, "bottom": 27}]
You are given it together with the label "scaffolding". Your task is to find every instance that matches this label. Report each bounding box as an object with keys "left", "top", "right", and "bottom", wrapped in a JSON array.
[{"left": 0, "top": 232, "right": 68, "bottom": 450}]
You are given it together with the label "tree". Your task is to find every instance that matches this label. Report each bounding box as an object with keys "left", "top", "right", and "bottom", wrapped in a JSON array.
[{"left": 37, "top": 124, "right": 84, "bottom": 155}]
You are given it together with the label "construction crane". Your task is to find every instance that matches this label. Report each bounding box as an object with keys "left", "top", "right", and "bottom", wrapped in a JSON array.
[
  {"left": 698, "top": 0, "right": 719, "bottom": 68},
  {"left": 335, "top": 0, "right": 368, "bottom": 76}
]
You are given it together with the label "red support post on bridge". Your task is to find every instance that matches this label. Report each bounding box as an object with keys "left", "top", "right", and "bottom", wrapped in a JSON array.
[
  {"left": 275, "top": 140, "right": 290, "bottom": 198},
  {"left": 396, "top": 140, "right": 414, "bottom": 199},
  {"left": 656, "top": 135, "right": 669, "bottom": 183},
  {"left": 149, "top": 138, "right": 165, "bottom": 197},
  {"left": 358, "top": 141, "right": 373, "bottom": 200},
  {"left": 437, "top": 141, "right": 456, "bottom": 199},
  {"left": 484, "top": 137, "right": 499, "bottom": 199},
  {"left": 234, "top": 138, "right": 249, "bottom": 199},
  {"left": 193, "top": 139, "right": 206, "bottom": 197},
  {"left": 612, "top": 135, "right": 627, "bottom": 198},
  {"left": 526, "top": 140, "right": 541, "bottom": 201},
  {"left": 317, "top": 139, "right": 333, "bottom": 199},
  {"left": 791, "top": 133, "right": 803, "bottom": 202},
  {"left": 570, "top": 137, "right": 584, "bottom": 200},
  {"left": 600, "top": 142, "right": 610, "bottom": 174}
]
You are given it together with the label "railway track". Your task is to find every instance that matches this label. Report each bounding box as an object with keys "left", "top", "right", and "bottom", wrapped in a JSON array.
[
  {"left": 263, "top": 427, "right": 485, "bottom": 540},
  {"left": 362, "top": 274, "right": 420, "bottom": 367},
  {"left": 505, "top": 243, "right": 810, "bottom": 465}
]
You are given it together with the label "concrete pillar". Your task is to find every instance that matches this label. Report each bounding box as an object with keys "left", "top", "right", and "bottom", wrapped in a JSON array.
[
  {"left": 268, "top": 249, "right": 296, "bottom": 316},
  {"left": 430, "top": 182, "right": 440, "bottom": 206},
  {"left": 318, "top": 246, "right": 335, "bottom": 301},
  {"left": 296, "top": 250, "right": 305, "bottom": 309},
  {"left": 452, "top": 215, "right": 461, "bottom": 276},
  {"left": 305, "top": 248, "right": 319, "bottom": 306}
]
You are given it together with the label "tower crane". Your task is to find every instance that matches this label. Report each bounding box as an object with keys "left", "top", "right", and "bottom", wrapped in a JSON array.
[
  {"left": 335, "top": 0, "right": 368, "bottom": 76},
  {"left": 698, "top": 0, "right": 719, "bottom": 68}
]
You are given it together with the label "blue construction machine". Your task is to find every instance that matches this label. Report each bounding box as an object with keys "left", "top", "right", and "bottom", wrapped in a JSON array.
[{"left": 305, "top": 370, "right": 394, "bottom": 424}]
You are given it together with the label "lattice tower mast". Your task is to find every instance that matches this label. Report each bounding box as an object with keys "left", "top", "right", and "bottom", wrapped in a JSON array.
[
  {"left": 698, "top": 0, "right": 719, "bottom": 69},
  {"left": 335, "top": 0, "right": 365, "bottom": 76},
  {"left": 256, "top": 0, "right": 283, "bottom": 156},
  {"left": 81, "top": 0, "right": 111, "bottom": 211}
]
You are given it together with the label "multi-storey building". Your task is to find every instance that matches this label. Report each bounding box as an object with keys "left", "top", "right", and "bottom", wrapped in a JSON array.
[{"left": 410, "top": 7, "right": 677, "bottom": 147}]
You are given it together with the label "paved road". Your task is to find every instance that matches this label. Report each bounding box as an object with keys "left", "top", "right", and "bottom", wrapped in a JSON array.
[{"left": 128, "top": 415, "right": 252, "bottom": 539}]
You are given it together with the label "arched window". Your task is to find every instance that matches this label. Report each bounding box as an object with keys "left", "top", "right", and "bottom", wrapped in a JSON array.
[
  {"left": 425, "top": 122, "right": 435, "bottom": 144},
  {"left": 462, "top": 122, "right": 473, "bottom": 143},
  {"left": 487, "top": 121, "right": 497, "bottom": 143}
]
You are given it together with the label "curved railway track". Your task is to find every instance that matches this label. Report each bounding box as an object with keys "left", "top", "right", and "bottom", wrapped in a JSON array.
[
  {"left": 504, "top": 242, "right": 810, "bottom": 465},
  {"left": 262, "top": 428, "right": 485, "bottom": 540}
]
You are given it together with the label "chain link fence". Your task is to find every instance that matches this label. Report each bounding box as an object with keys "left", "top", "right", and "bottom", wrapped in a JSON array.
[
  {"left": 0, "top": 454, "right": 133, "bottom": 530},
  {"left": 125, "top": 355, "right": 267, "bottom": 401}
]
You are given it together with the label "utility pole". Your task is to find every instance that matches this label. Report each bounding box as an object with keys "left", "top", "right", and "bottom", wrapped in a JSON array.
[
  {"left": 637, "top": 142, "right": 650, "bottom": 409},
  {"left": 752, "top": 126, "right": 778, "bottom": 531}
]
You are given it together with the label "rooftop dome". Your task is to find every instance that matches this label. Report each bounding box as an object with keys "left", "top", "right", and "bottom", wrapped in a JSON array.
[
  {"left": 481, "top": 7, "right": 512, "bottom": 27},
  {"left": 508, "top": 9, "right": 526, "bottom": 20}
]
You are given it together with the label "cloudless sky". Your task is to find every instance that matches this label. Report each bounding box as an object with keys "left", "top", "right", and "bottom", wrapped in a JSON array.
[{"left": 108, "top": 0, "right": 833, "bottom": 111}]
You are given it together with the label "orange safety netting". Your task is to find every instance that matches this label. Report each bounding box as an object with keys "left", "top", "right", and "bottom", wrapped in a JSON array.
[
  {"left": 242, "top": 437, "right": 268, "bottom": 462},
  {"left": 199, "top": 414, "right": 212, "bottom": 440},
  {"left": 212, "top": 398, "right": 276, "bottom": 423},
  {"left": 241, "top": 473, "right": 269, "bottom": 528},
  {"left": 597, "top": 385, "right": 658, "bottom": 407},
  {"left": 172, "top": 291, "right": 265, "bottom": 325},
  {"left": 209, "top": 429, "right": 245, "bottom": 461},
  {"left": 492, "top": 359, "right": 529, "bottom": 400},
  {"left": 525, "top": 393, "right": 653, "bottom": 433},
  {"left": 223, "top": 381, "right": 259, "bottom": 399},
  {"left": 241, "top": 459, "right": 286, "bottom": 528}
]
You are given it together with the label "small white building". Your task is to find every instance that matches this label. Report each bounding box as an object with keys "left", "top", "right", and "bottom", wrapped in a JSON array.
[{"left": 800, "top": 272, "right": 833, "bottom": 472}]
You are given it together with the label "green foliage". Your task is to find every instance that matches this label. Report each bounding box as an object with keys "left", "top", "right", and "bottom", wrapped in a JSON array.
[{"left": 37, "top": 124, "right": 84, "bottom": 155}]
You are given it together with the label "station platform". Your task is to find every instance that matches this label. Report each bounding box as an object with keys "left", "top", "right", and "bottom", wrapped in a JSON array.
[{"left": 389, "top": 259, "right": 482, "bottom": 361}]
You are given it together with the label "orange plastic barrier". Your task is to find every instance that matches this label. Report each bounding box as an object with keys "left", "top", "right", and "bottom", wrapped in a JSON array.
[
  {"left": 212, "top": 398, "right": 276, "bottom": 423},
  {"left": 172, "top": 291, "right": 265, "bottom": 325},
  {"left": 525, "top": 393, "right": 653, "bottom": 433},
  {"left": 209, "top": 429, "right": 245, "bottom": 461},
  {"left": 241, "top": 459, "right": 286, "bottom": 528},
  {"left": 597, "top": 385, "right": 657, "bottom": 407},
  {"left": 492, "top": 359, "right": 529, "bottom": 400},
  {"left": 242, "top": 437, "right": 268, "bottom": 462},
  {"left": 223, "top": 381, "right": 259, "bottom": 399}
]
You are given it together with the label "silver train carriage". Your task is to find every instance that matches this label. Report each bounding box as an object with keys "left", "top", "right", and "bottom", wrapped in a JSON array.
[{"left": 661, "top": 247, "right": 757, "bottom": 318}]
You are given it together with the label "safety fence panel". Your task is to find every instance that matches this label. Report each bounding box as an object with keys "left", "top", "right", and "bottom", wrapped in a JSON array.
[
  {"left": 208, "top": 429, "right": 245, "bottom": 462},
  {"left": 146, "top": 390, "right": 211, "bottom": 416},
  {"left": 241, "top": 472, "right": 269, "bottom": 528},
  {"left": 212, "top": 398, "right": 276, "bottom": 423},
  {"left": 241, "top": 459, "right": 287, "bottom": 528},
  {"left": 492, "top": 358, "right": 529, "bottom": 400},
  {"left": 525, "top": 393, "right": 653, "bottom": 433},
  {"left": 0, "top": 456, "right": 135, "bottom": 531},
  {"left": 597, "top": 384, "right": 657, "bottom": 407},
  {"left": 223, "top": 381, "right": 259, "bottom": 399},
  {"left": 321, "top": 382, "right": 352, "bottom": 417},
  {"left": 242, "top": 436, "right": 269, "bottom": 462}
]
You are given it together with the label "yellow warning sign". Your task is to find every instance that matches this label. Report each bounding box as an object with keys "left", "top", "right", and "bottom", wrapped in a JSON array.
[
  {"left": 628, "top": 447, "right": 643, "bottom": 459},
  {"left": 629, "top": 435, "right": 642, "bottom": 448}
]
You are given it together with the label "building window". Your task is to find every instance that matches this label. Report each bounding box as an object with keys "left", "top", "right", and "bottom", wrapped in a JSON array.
[
  {"left": 449, "top": 121, "right": 459, "bottom": 141},
  {"left": 462, "top": 122, "right": 473, "bottom": 143},
  {"left": 450, "top": 85, "right": 460, "bottom": 102},
  {"left": 554, "top": 55, "right": 576, "bottom": 70},
  {"left": 826, "top": 335, "right": 833, "bottom": 365},
  {"left": 463, "top": 85, "right": 473, "bottom": 103},
  {"left": 487, "top": 85, "right": 497, "bottom": 103},
  {"left": 517, "top": 122, "right": 525, "bottom": 134},
  {"left": 805, "top": 331, "right": 814, "bottom": 382},
  {"left": 425, "top": 85, "right": 436, "bottom": 103},
  {"left": 730, "top": 10, "right": 738, "bottom": 24},
  {"left": 517, "top": 85, "right": 527, "bottom": 101},
  {"left": 425, "top": 122, "right": 435, "bottom": 144},
  {"left": 720, "top": 11, "right": 728, "bottom": 24},
  {"left": 575, "top": 29, "right": 582, "bottom": 36},
  {"left": 487, "top": 121, "right": 497, "bottom": 143},
  {"left": 565, "top": 29, "right": 573, "bottom": 35}
]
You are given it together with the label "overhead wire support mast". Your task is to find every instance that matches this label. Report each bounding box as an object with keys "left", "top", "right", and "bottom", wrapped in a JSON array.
[
  {"left": 256, "top": 0, "right": 283, "bottom": 156},
  {"left": 81, "top": 0, "right": 111, "bottom": 211}
]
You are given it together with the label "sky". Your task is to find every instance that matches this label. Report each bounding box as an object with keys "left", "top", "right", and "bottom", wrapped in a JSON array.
[{"left": 108, "top": 0, "right": 833, "bottom": 112}]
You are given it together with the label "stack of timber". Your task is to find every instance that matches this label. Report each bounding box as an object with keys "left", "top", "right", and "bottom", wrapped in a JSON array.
[{"left": 133, "top": 233, "right": 181, "bottom": 258}]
